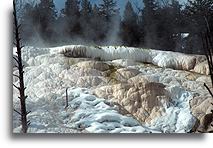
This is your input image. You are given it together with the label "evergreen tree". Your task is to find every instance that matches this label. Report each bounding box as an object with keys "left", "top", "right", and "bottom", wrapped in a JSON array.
[
  {"left": 99, "top": 0, "right": 118, "bottom": 21},
  {"left": 105, "top": 8, "right": 121, "bottom": 45},
  {"left": 154, "top": 0, "right": 183, "bottom": 51},
  {"left": 20, "top": 3, "right": 36, "bottom": 44},
  {"left": 141, "top": 0, "right": 186, "bottom": 51},
  {"left": 123, "top": 1, "right": 137, "bottom": 25},
  {"left": 185, "top": 0, "right": 213, "bottom": 54},
  {"left": 121, "top": 1, "right": 140, "bottom": 46},
  {"left": 169, "top": 0, "right": 185, "bottom": 52},
  {"left": 186, "top": 0, "right": 213, "bottom": 32},
  {"left": 20, "top": 0, "right": 57, "bottom": 45},
  {"left": 90, "top": 4, "right": 106, "bottom": 42},
  {"left": 64, "top": 0, "right": 80, "bottom": 17},
  {"left": 142, "top": 0, "right": 158, "bottom": 48},
  {"left": 99, "top": 0, "right": 119, "bottom": 42},
  {"left": 35, "top": 0, "right": 57, "bottom": 43},
  {"left": 81, "top": 0, "right": 92, "bottom": 19},
  {"left": 63, "top": 0, "right": 81, "bottom": 37},
  {"left": 80, "top": 0, "right": 92, "bottom": 40}
]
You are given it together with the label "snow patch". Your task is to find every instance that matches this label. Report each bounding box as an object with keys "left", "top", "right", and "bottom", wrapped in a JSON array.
[
  {"left": 49, "top": 45, "right": 197, "bottom": 71},
  {"left": 13, "top": 46, "right": 198, "bottom": 133},
  {"left": 148, "top": 85, "right": 196, "bottom": 133}
]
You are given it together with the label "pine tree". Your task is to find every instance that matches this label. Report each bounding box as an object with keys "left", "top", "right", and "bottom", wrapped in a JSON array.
[
  {"left": 154, "top": 0, "right": 183, "bottom": 51},
  {"left": 123, "top": 1, "right": 137, "bottom": 25},
  {"left": 90, "top": 4, "right": 106, "bottom": 42},
  {"left": 142, "top": 0, "right": 158, "bottom": 48},
  {"left": 143, "top": 0, "right": 157, "bottom": 12},
  {"left": 98, "top": 0, "right": 119, "bottom": 42},
  {"left": 79, "top": 0, "right": 92, "bottom": 40},
  {"left": 81, "top": 0, "right": 92, "bottom": 19},
  {"left": 170, "top": 0, "right": 185, "bottom": 52},
  {"left": 63, "top": 0, "right": 81, "bottom": 37},
  {"left": 99, "top": 0, "right": 118, "bottom": 22},
  {"left": 64, "top": 0, "right": 80, "bottom": 17},
  {"left": 92, "top": 4, "right": 100, "bottom": 17},
  {"left": 187, "top": 0, "right": 213, "bottom": 31},
  {"left": 185, "top": 0, "right": 213, "bottom": 54},
  {"left": 35, "top": 0, "right": 57, "bottom": 43},
  {"left": 170, "top": 0, "right": 182, "bottom": 32},
  {"left": 19, "top": 3, "right": 36, "bottom": 44},
  {"left": 121, "top": 1, "right": 139, "bottom": 46}
]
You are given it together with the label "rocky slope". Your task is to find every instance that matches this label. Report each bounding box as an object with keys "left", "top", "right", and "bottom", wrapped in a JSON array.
[{"left": 13, "top": 45, "right": 213, "bottom": 133}]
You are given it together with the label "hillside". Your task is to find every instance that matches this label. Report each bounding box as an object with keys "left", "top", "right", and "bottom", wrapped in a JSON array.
[{"left": 13, "top": 45, "right": 213, "bottom": 133}]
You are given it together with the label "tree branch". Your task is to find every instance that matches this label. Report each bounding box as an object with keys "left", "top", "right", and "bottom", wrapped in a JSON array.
[
  {"left": 20, "top": 45, "right": 25, "bottom": 49},
  {"left": 204, "top": 83, "right": 213, "bottom": 98},
  {"left": 27, "top": 111, "right": 31, "bottom": 115},
  {"left": 13, "top": 56, "right": 19, "bottom": 65},
  {"left": 13, "top": 74, "right": 20, "bottom": 79},
  {"left": 27, "top": 120, "right": 31, "bottom": 126},
  {"left": 13, "top": 84, "right": 20, "bottom": 90},
  {"left": 14, "top": 65, "right": 19, "bottom": 69},
  {"left": 14, "top": 109, "right": 21, "bottom": 115},
  {"left": 13, "top": 0, "right": 29, "bottom": 133}
]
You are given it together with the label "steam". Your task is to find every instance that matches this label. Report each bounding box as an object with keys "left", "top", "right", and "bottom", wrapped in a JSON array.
[
  {"left": 104, "top": 14, "right": 122, "bottom": 46},
  {"left": 19, "top": 0, "right": 196, "bottom": 55},
  {"left": 18, "top": 0, "right": 125, "bottom": 48}
]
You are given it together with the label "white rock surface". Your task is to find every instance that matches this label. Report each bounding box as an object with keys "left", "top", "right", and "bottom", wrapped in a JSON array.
[
  {"left": 50, "top": 45, "right": 199, "bottom": 72},
  {"left": 13, "top": 45, "right": 212, "bottom": 133}
]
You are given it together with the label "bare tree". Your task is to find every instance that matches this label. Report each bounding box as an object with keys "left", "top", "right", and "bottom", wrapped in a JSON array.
[
  {"left": 13, "top": 0, "right": 30, "bottom": 133},
  {"left": 201, "top": 25, "right": 213, "bottom": 96},
  {"left": 201, "top": 18, "right": 213, "bottom": 131}
]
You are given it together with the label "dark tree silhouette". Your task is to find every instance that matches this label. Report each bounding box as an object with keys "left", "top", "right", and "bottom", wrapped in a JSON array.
[
  {"left": 99, "top": 0, "right": 117, "bottom": 21},
  {"left": 99, "top": 0, "right": 118, "bottom": 33},
  {"left": 120, "top": 1, "right": 140, "bottom": 46},
  {"left": 185, "top": 0, "right": 213, "bottom": 54},
  {"left": 142, "top": 0, "right": 158, "bottom": 48},
  {"left": 201, "top": 20, "right": 213, "bottom": 132},
  {"left": 35, "top": 0, "right": 57, "bottom": 43},
  {"left": 63, "top": 0, "right": 81, "bottom": 37},
  {"left": 81, "top": 0, "right": 92, "bottom": 18},
  {"left": 13, "top": 0, "right": 30, "bottom": 133},
  {"left": 90, "top": 4, "right": 106, "bottom": 42},
  {"left": 14, "top": 0, "right": 213, "bottom": 54},
  {"left": 202, "top": 24, "right": 213, "bottom": 94},
  {"left": 80, "top": 0, "right": 93, "bottom": 40}
]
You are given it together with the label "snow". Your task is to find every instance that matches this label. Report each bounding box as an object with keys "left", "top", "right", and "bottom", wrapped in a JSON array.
[
  {"left": 148, "top": 85, "right": 196, "bottom": 133},
  {"left": 13, "top": 45, "right": 199, "bottom": 133},
  {"left": 49, "top": 45, "right": 196, "bottom": 71},
  {"left": 12, "top": 46, "right": 156, "bottom": 133},
  {"left": 69, "top": 89, "right": 152, "bottom": 133},
  {"left": 14, "top": 86, "right": 159, "bottom": 133},
  {"left": 181, "top": 33, "right": 190, "bottom": 39},
  {"left": 112, "top": 59, "right": 137, "bottom": 67}
]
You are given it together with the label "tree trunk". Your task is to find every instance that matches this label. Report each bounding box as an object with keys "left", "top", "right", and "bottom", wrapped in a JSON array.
[{"left": 13, "top": 0, "right": 29, "bottom": 133}]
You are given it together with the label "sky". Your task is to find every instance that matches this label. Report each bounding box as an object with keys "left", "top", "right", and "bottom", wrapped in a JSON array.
[{"left": 53, "top": 0, "right": 188, "bottom": 15}]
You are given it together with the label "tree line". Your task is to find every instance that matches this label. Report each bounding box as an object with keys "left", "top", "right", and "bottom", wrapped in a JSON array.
[{"left": 19, "top": 0, "right": 213, "bottom": 54}]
